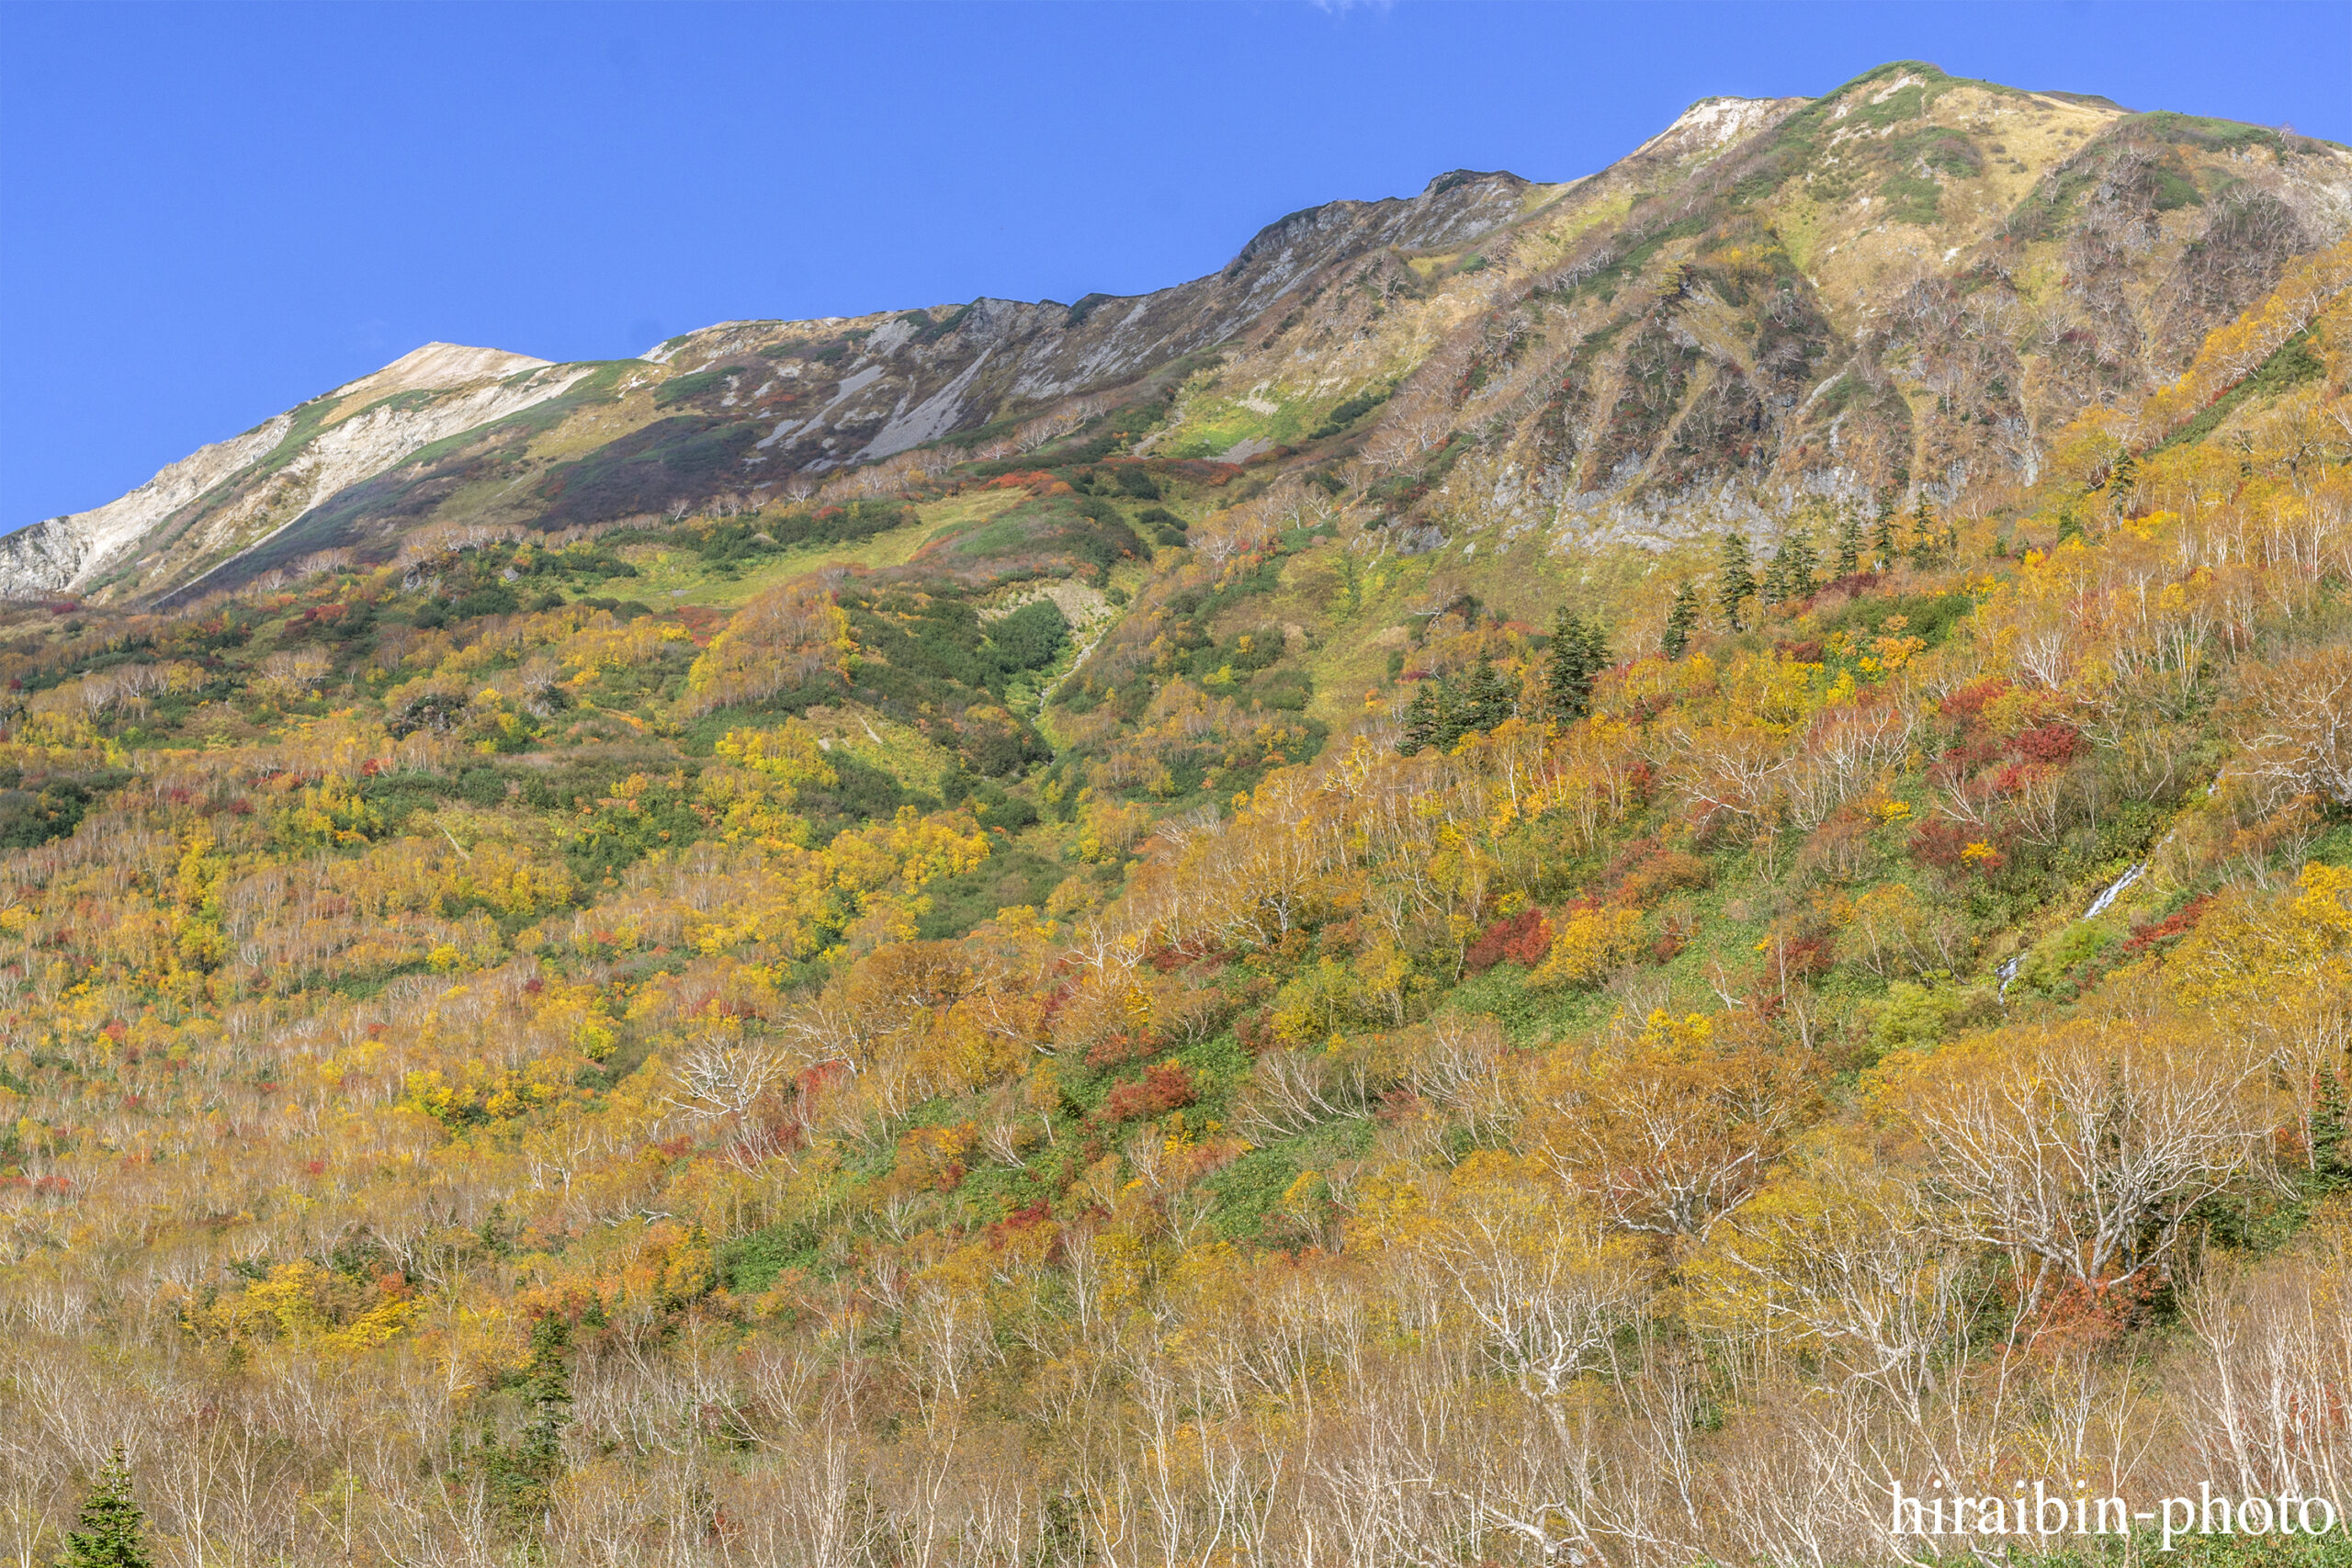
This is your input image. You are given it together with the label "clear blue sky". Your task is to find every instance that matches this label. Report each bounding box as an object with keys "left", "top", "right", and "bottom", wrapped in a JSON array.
[{"left": 4, "top": 0, "right": 2347, "bottom": 529}]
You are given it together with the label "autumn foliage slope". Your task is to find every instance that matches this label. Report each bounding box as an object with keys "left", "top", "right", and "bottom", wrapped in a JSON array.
[{"left": 4, "top": 152, "right": 2352, "bottom": 1568}]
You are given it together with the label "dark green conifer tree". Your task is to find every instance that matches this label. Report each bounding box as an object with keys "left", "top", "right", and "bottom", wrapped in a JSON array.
[
  {"left": 1544, "top": 608, "right": 1610, "bottom": 722},
  {"left": 1907, "top": 495, "right": 1939, "bottom": 570},
  {"left": 62, "top": 1447, "right": 153, "bottom": 1568},
  {"left": 2315, "top": 1068, "right": 2349, "bottom": 1183},
  {"left": 1783, "top": 526, "right": 1818, "bottom": 600},
  {"left": 1398, "top": 681, "right": 1442, "bottom": 755},
  {"left": 1871, "top": 491, "right": 1899, "bottom": 571},
  {"left": 2107, "top": 446, "right": 2139, "bottom": 505},
  {"left": 1457, "top": 652, "right": 1518, "bottom": 736},
  {"left": 1398, "top": 653, "right": 1517, "bottom": 755},
  {"left": 521, "top": 1314, "right": 573, "bottom": 1471},
  {"left": 1758, "top": 546, "right": 1791, "bottom": 609},
  {"left": 1662, "top": 581, "right": 1700, "bottom": 660},
  {"left": 500, "top": 1314, "right": 574, "bottom": 1534},
  {"left": 1833, "top": 505, "right": 1861, "bottom": 578},
  {"left": 1714, "top": 533, "right": 1756, "bottom": 631}
]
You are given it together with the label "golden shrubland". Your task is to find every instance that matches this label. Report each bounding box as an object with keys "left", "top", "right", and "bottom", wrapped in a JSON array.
[{"left": 0, "top": 257, "right": 2349, "bottom": 1568}]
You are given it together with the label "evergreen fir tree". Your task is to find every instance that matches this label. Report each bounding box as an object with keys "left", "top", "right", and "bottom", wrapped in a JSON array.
[
  {"left": 2315, "top": 1068, "right": 2349, "bottom": 1185},
  {"left": 1871, "top": 491, "right": 1899, "bottom": 571},
  {"left": 2108, "top": 446, "right": 2138, "bottom": 498},
  {"left": 1400, "top": 660, "right": 1514, "bottom": 756},
  {"left": 1577, "top": 615, "right": 1611, "bottom": 691},
  {"left": 1456, "top": 652, "right": 1518, "bottom": 737},
  {"left": 1833, "top": 505, "right": 1861, "bottom": 578},
  {"left": 2107, "top": 446, "right": 2140, "bottom": 518},
  {"left": 1662, "top": 581, "right": 1699, "bottom": 660},
  {"left": 1784, "top": 526, "right": 1818, "bottom": 600},
  {"left": 1397, "top": 681, "right": 1442, "bottom": 755},
  {"left": 1714, "top": 532, "right": 1757, "bottom": 631},
  {"left": 1907, "top": 495, "right": 1939, "bottom": 570},
  {"left": 520, "top": 1314, "right": 573, "bottom": 1472},
  {"left": 62, "top": 1447, "right": 153, "bottom": 1568},
  {"left": 1758, "top": 546, "right": 1791, "bottom": 609},
  {"left": 1544, "top": 608, "right": 1610, "bottom": 722},
  {"left": 1434, "top": 683, "right": 1472, "bottom": 750},
  {"left": 500, "top": 1313, "right": 574, "bottom": 1533}
]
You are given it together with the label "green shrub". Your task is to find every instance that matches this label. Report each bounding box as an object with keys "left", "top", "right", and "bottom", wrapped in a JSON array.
[
  {"left": 986, "top": 599, "right": 1070, "bottom": 675},
  {"left": 1309, "top": 387, "right": 1393, "bottom": 440}
]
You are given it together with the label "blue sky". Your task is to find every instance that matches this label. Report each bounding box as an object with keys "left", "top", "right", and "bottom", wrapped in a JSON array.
[{"left": 3, "top": 0, "right": 2347, "bottom": 529}]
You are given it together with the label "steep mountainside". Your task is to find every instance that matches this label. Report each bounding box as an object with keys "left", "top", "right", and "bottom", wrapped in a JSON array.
[{"left": 12, "top": 62, "right": 2346, "bottom": 604}]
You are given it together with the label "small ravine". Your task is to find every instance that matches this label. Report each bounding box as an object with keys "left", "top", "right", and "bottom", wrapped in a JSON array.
[{"left": 1997, "top": 857, "right": 2154, "bottom": 1002}]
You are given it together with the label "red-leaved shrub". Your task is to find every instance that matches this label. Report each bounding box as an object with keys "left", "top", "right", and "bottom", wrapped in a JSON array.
[
  {"left": 1098, "top": 1064, "right": 1197, "bottom": 1123},
  {"left": 1464, "top": 909, "right": 1553, "bottom": 974}
]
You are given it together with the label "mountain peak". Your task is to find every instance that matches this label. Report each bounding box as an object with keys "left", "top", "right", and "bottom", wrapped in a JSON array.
[
  {"left": 1630, "top": 95, "right": 1806, "bottom": 164},
  {"left": 329, "top": 342, "right": 550, "bottom": 405}
]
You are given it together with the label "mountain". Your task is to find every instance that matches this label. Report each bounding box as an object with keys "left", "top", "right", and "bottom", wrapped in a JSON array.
[
  {"left": 11, "top": 62, "right": 2346, "bottom": 604},
  {"left": 1, "top": 62, "right": 2350, "bottom": 1568}
]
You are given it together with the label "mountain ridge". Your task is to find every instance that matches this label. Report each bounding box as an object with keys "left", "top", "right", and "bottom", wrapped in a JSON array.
[{"left": 8, "top": 61, "right": 2348, "bottom": 605}]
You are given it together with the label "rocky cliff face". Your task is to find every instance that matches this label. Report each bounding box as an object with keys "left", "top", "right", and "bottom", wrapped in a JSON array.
[
  {"left": 0, "top": 413, "right": 292, "bottom": 600},
  {"left": 11, "top": 62, "right": 2349, "bottom": 603}
]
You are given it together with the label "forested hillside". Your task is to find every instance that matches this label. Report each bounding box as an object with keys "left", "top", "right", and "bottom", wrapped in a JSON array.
[{"left": 2, "top": 64, "right": 2352, "bottom": 1568}]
